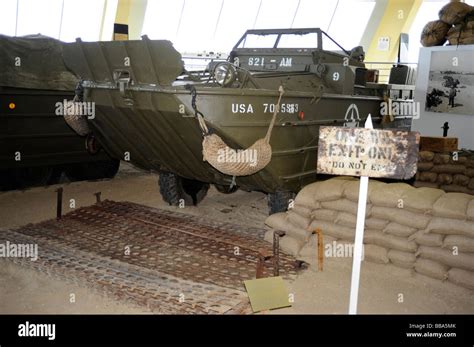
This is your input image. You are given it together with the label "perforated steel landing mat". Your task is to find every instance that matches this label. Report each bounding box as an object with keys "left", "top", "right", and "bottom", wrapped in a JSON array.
[{"left": 1, "top": 200, "right": 304, "bottom": 314}]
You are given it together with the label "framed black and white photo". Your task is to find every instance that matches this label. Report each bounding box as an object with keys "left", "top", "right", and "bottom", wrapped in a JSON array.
[
  {"left": 413, "top": 45, "right": 474, "bottom": 150},
  {"left": 425, "top": 50, "right": 474, "bottom": 116}
]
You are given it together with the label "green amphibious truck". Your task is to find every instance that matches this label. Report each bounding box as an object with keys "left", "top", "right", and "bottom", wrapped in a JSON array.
[
  {"left": 0, "top": 35, "right": 120, "bottom": 191},
  {"left": 62, "top": 28, "right": 415, "bottom": 213}
]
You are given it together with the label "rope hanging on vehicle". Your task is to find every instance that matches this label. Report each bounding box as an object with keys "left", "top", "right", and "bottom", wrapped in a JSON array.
[
  {"left": 188, "top": 85, "right": 285, "bottom": 177},
  {"left": 188, "top": 85, "right": 209, "bottom": 135}
]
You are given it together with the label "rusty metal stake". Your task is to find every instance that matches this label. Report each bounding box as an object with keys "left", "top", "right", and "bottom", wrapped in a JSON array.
[
  {"left": 316, "top": 228, "right": 324, "bottom": 271},
  {"left": 273, "top": 230, "right": 286, "bottom": 276},
  {"left": 56, "top": 187, "right": 63, "bottom": 220},
  {"left": 94, "top": 192, "right": 102, "bottom": 203},
  {"left": 256, "top": 249, "right": 272, "bottom": 279}
]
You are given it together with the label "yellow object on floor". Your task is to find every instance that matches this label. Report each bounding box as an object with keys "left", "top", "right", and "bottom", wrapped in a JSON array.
[{"left": 244, "top": 276, "right": 291, "bottom": 313}]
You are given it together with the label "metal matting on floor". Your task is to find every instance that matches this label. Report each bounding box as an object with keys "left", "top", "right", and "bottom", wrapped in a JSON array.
[{"left": 0, "top": 200, "right": 304, "bottom": 314}]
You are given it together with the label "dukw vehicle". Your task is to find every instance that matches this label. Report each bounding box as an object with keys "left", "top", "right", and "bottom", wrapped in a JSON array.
[
  {"left": 0, "top": 35, "right": 120, "bottom": 190},
  {"left": 62, "top": 28, "right": 415, "bottom": 213}
]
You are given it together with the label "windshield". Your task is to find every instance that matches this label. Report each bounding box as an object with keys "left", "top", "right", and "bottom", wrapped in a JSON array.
[{"left": 238, "top": 34, "right": 278, "bottom": 48}]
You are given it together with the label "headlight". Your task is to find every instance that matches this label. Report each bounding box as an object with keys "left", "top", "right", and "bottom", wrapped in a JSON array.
[{"left": 213, "top": 62, "right": 237, "bottom": 87}]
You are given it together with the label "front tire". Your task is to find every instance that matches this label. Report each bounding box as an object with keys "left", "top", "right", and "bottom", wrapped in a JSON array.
[
  {"left": 159, "top": 172, "right": 209, "bottom": 206},
  {"left": 267, "top": 190, "right": 296, "bottom": 215}
]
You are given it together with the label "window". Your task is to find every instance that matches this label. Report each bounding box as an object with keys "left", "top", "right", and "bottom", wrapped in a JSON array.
[
  {"left": 0, "top": 0, "right": 17, "bottom": 36},
  {"left": 238, "top": 33, "right": 278, "bottom": 48},
  {"left": 278, "top": 32, "right": 319, "bottom": 48},
  {"left": 60, "top": 0, "right": 106, "bottom": 42},
  {"left": 407, "top": 0, "right": 447, "bottom": 64},
  {"left": 326, "top": 0, "right": 376, "bottom": 51},
  {"left": 253, "top": 0, "right": 300, "bottom": 29},
  {"left": 16, "top": 0, "right": 63, "bottom": 38}
]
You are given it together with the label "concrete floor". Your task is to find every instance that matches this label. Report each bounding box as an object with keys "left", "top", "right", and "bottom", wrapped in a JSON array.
[{"left": 0, "top": 162, "right": 473, "bottom": 314}]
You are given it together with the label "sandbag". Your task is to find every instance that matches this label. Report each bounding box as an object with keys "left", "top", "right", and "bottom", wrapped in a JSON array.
[
  {"left": 287, "top": 210, "right": 311, "bottom": 229},
  {"left": 321, "top": 199, "right": 371, "bottom": 216},
  {"left": 469, "top": 178, "right": 474, "bottom": 190},
  {"left": 417, "top": 246, "right": 474, "bottom": 271},
  {"left": 264, "top": 229, "right": 275, "bottom": 243},
  {"left": 299, "top": 234, "right": 338, "bottom": 257},
  {"left": 468, "top": 200, "right": 474, "bottom": 221},
  {"left": 433, "top": 153, "right": 451, "bottom": 165},
  {"left": 365, "top": 217, "right": 389, "bottom": 230},
  {"left": 448, "top": 268, "right": 474, "bottom": 290},
  {"left": 298, "top": 178, "right": 352, "bottom": 205},
  {"left": 342, "top": 179, "right": 387, "bottom": 203},
  {"left": 370, "top": 183, "right": 415, "bottom": 208},
  {"left": 291, "top": 204, "right": 312, "bottom": 218},
  {"left": 371, "top": 206, "right": 431, "bottom": 229},
  {"left": 410, "top": 231, "right": 444, "bottom": 247},
  {"left": 439, "top": 1, "right": 473, "bottom": 25},
  {"left": 418, "top": 172, "right": 438, "bottom": 183},
  {"left": 388, "top": 249, "right": 416, "bottom": 269},
  {"left": 432, "top": 193, "right": 471, "bottom": 219},
  {"left": 425, "top": 217, "right": 474, "bottom": 238},
  {"left": 307, "top": 220, "right": 354, "bottom": 241},
  {"left": 431, "top": 164, "right": 466, "bottom": 174},
  {"left": 440, "top": 184, "right": 472, "bottom": 194},
  {"left": 449, "top": 33, "right": 474, "bottom": 45},
  {"left": 363, "top": 244, "right": 389, "bottom": 264},
  {"left": 383, "top": 222, "right": 418, "bottom": 238},
  {"left": 265, "top": 212, "right": 289, "bottom": 230},
  {"left": 419, "top": 151, "right": 435, "bottom": 162},
  {"left": 417, "top": 162, "right": 434, "bottom": 171},
  {"left": 279, "top": 236, "right": 304, "bottom": 257},
  {"left": 466, "top": 168, "right": 474, "bottom": 178},
  {"left": 437, "top": 173, "right": 453, "bottom": 185},
  {"left": 421, "top": 20, "right": 451, "bottom": 46},
  {"left": 401, "top": 187, "right": 444, "bottom": 213},
  {"left": 335, "top": 212, "right": 356, "bottom": 228},
  {"left": 311, "top": 209, "right": 338, "bottom": 223},
  {"left": 443, "top": 235, "right": 474, "bottom": 252},
  {"left": 265, "top": 212, "right": 312, "bottom": 242},
  {"left": 414, "top": 259, "right": 449, "bottom": 281},
  {"left": 294, "top": 184, "right": 321, "bottom": 209},
  {"left": 365, "top": 231, "right": 418, "bottom": 253},
  {"left": 453, "top": 174, "right": 470, "bottom": 186},
  {"left": 413, "top": 181, "right": 439, "bottom": 189}
]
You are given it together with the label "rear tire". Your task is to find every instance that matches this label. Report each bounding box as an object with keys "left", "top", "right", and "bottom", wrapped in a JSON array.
[
  {"left": 159, "top": 172, "right": 209, "bottom": 206},
  {"left": 64, "top": 159, "right": 120, "bottom": 181},
  {"left": 267, "top": 191, "right": 296, "bottom": 215}
]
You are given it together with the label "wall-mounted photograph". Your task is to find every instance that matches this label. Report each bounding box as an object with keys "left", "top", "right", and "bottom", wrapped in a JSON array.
[{"left": 425, "top": 50, "right": 474, "bottom": 115}]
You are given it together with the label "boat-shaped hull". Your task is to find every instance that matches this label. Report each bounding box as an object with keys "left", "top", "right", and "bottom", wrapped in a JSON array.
[{"left": 84, "top": 85, "right": 390, "bottom": 192}]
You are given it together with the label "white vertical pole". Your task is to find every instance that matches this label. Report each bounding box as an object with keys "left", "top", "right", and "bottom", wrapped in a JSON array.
[{"left": 348, "top": 114, "right": 373, "bottom": 314}]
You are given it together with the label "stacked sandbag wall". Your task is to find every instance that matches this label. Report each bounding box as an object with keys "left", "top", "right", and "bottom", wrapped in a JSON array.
[
  {"left": 421, "top": 1, "right": 474, "bottom": 47},
  {"left": 264, "top": 178, "right": 474, "bottom": 291},
  {"left": 415, "top": 150, "right": 474, "bottom": 195}
]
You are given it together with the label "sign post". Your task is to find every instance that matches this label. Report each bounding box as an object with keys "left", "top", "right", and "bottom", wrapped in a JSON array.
[
  {"left": 348, "top": 116, "right": 372, "bottom": 315},
  {"left": 316, "top": 115, "right": 420, "bottom": 314}
]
